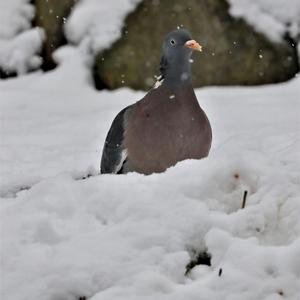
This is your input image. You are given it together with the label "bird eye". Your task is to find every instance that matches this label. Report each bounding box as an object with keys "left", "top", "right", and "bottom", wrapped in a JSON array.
[{"left": 170, "top": 39, "right": 176, "bottom": 46}]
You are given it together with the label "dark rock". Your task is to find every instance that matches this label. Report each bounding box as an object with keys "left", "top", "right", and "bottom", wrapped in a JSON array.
[
  {"left": 34, "top": 0, "right": 77, "bottom": 70},
  {"left": 93, "top": 0, "right": 299, "bottom": 90}
]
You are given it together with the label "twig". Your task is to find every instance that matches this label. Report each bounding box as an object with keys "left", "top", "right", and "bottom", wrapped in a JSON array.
[
  {"left": 218, "top": 268, "right": 223, "bottom": 277},
  {"left": 242, "top": 190, "right": 248, "bottom": 209}
]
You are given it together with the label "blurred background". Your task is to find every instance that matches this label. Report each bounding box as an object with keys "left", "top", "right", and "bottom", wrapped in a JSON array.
[{"left": 0, "top": 0, "right": 299, "bottom": 90}]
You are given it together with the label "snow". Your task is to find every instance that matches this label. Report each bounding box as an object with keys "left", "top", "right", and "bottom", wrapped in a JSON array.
[
  {"left": 0, "top": 28, "right": 44, "bottom": 75},
  {"left": 1, "top": 47, "right": 300, "bottom": 300},
  {"left": 0, "top": 0, "right": 34, "bottom": 39},
  {"left": 64, "top": 0, "right": 143, "bottom": 54},
  {"left": 228, "top": 0, "right": 300, "bottom": 42},
  {"left": 0, "top": 0, "right": 44, "bottom": 74}
]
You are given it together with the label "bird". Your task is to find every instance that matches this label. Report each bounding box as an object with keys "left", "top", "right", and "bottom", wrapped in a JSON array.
[{"left": 100, "top": 29, "right": 212, "bottom": 175}]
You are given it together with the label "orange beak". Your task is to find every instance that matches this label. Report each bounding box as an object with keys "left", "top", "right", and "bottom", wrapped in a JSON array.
[{"left": 185, "top": 40, "right": 202, "bottom": 52}]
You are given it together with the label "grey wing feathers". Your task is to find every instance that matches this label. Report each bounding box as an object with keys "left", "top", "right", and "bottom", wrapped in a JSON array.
[{"left": 100, "top": 106, "right": 131, "bottom": 174}]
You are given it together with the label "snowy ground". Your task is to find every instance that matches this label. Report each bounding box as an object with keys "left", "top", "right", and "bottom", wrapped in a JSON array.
[{"left": 1, "top": 47, "right": 300, "bottom": 300}]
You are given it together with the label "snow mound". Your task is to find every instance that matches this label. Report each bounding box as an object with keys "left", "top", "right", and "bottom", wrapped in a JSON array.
[
  {"left": 228, "top": 0, "right": 300, "bottom": 42},
  {"left": 0, "top": 0, "right": 44, "bottom": 75},
  {"left": 0, "top": 0, "right": 34, "bottom": 39},
  {"left": 65, "top": 0, "right": 142, "bottom": 53},
  {"left": 0, "top": 28, "right": 44, "bottom": 75},
  {"left": 1, "top": 137, "right": 300, "bottom": 300}
]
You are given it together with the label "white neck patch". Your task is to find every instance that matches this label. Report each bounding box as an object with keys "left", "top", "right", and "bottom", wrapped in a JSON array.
[{"left": 153, "top": 75, "right": 164, "bottom": 89}]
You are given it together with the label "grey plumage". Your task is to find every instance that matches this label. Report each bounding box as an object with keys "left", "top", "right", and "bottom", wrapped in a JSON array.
[
  {"left": 100, "top": 106, "right": 131, "bottom": 174},
  {"left": 100, "top": 29, "right": 212, "bottom": 175}
]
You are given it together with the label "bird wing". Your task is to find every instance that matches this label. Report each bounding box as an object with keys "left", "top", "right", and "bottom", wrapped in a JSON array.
[{"left": 100, "top": 106, "right": 131, "bottom": 174}]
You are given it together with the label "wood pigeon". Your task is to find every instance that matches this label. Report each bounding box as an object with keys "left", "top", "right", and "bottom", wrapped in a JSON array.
[{"left": 101, "top": 29, "right": 212, "bottom": 175}]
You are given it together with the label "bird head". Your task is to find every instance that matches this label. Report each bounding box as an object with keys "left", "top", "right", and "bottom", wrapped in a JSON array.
[
  {"left": 159, "top": 29, "right": 202, "bottom": 86},
  {"left": 162, "top": 29, "right": 202, "bottom": 59}
]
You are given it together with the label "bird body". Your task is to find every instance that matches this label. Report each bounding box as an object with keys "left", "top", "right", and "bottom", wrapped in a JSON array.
[{"left": 101, "top": 29, "right": 212, "bottom": 175}]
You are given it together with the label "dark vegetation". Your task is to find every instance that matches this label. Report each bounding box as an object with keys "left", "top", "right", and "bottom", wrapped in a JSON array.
[
  {"left": 1, "top": 0, "right": 299, "bottom": 90},
  {"left": 93, "top": 0, "right": 299, "bottom": 90}
]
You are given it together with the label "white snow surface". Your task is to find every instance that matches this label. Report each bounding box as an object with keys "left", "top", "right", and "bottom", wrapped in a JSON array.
[
  {"left": 229, "top": 0, "right": 300, "bottom": 42},
  {"left": 65, "top": 0, "right": 142, "bottom": 54},
  {"left": 0, "top": 0, "right": 44, "bottom": 74},
  {"left": 0, "top": 0, "right": 34, "bottom": 39},
  {"left": 0, "top": 28, "right": 44, "bottom": 75},
  {"left": 1, "top": 48, "right": 300, "bottom": 300}
]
